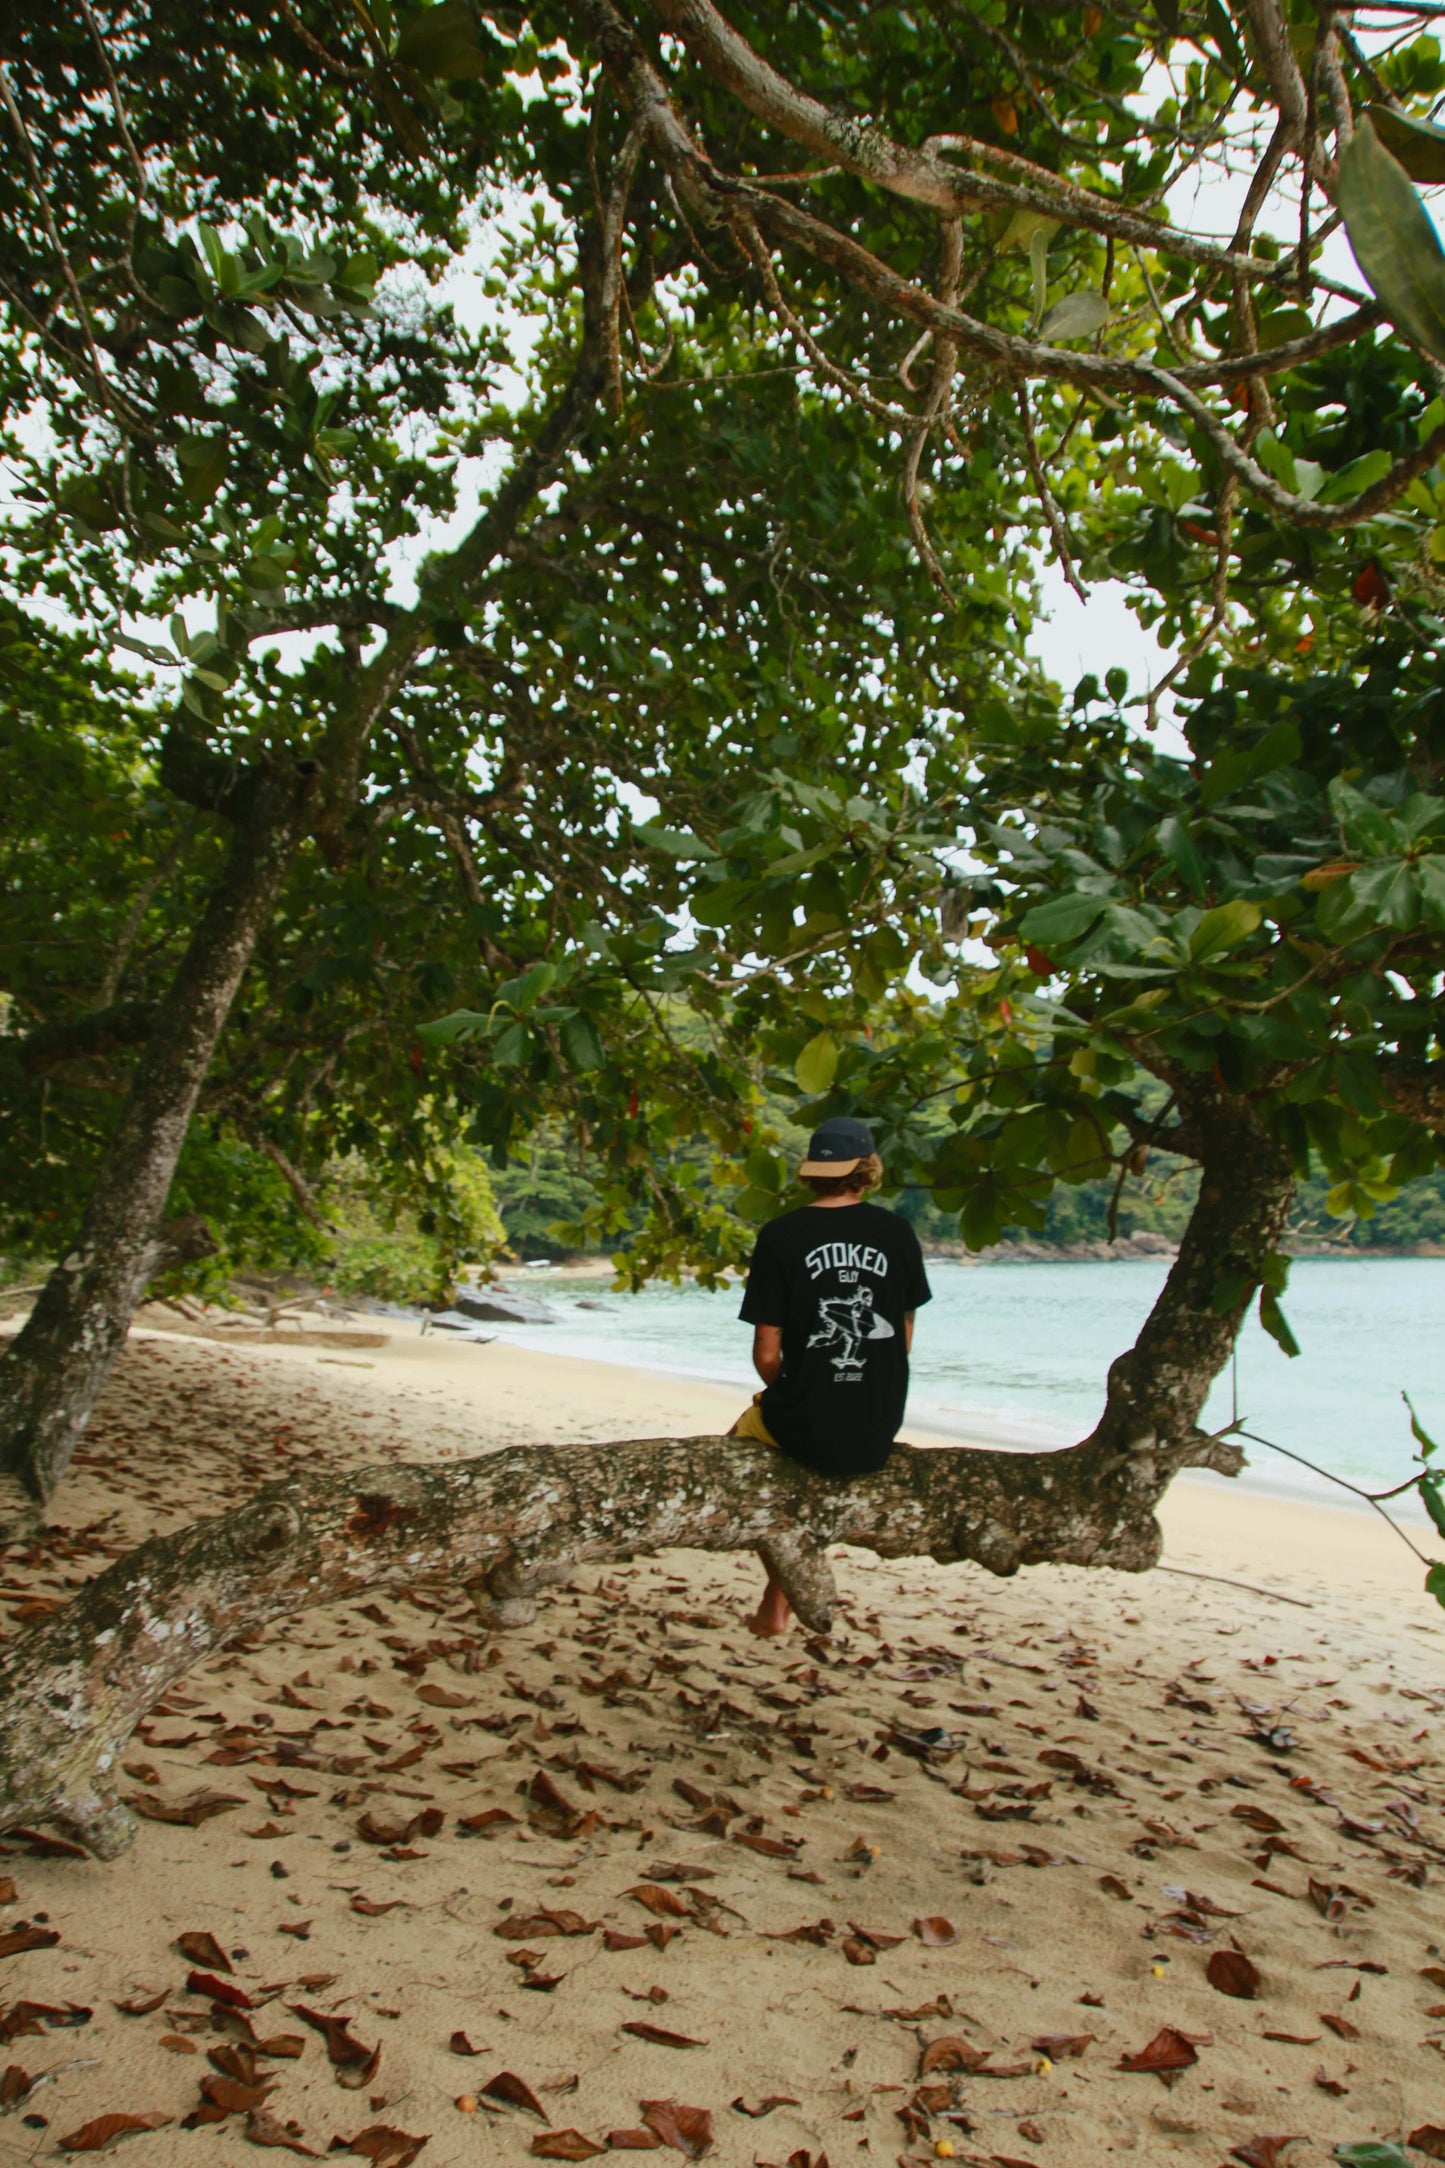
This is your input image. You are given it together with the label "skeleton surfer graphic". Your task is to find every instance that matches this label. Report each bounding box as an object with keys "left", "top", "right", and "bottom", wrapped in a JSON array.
[{"left": 806, "top": 1283, "right": 895, "bottom": 1373}]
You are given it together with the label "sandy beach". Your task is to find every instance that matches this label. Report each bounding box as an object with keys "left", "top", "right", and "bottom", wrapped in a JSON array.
[{"left": 0, "top": 1315, "right": 1439, "bottom": 2167}]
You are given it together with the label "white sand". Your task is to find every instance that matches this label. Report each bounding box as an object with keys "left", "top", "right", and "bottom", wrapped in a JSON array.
[{"left": 0, "top": 1319, "right": 1438, "bottom": 2168}]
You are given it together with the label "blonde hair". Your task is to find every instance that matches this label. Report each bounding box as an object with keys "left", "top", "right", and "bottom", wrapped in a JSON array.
[{"left": 801, "top": 1151, "right": 882, "bottom": 1198}]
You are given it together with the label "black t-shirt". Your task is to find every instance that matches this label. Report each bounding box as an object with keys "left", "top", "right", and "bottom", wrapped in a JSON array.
[{"left": 738, "top": 1200, "right": 932, "bottom": 1481}]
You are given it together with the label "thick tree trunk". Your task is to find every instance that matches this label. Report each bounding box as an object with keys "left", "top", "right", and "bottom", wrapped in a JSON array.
[
  {"left": 0, "top": 762, "right": 312, "bottom": 1503},
  {"left": 1087, "top": 1076, "right": 1295, "bottom": 1459},
  {"left": 0, "top": 1419, "right": 1243, "bottom": 1859}
]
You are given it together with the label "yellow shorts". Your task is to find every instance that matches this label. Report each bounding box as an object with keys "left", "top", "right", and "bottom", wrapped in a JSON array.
[{"left": 730, "top": 1394, "right": 780, "bottom": 1448}]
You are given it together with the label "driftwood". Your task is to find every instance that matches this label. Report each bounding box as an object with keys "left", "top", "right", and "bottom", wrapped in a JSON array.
[{"left": 0, "top": 1421, "right": 1240, "bottom": 1859}]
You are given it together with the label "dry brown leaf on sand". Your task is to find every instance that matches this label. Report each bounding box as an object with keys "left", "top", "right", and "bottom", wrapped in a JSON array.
[
  {"left": 640, "top": 2101, "right": 713, "bottom": 2159},
  {"left": 331, "top": 2128, "right": 430, "bottom": 2168},
  {"left": 188, "top": 1968, "right": 253, "bottom": 2008},
  {"left": 287, "top": 2005, "right": 380, "bottom": 2088},
  {"left": 176, "top": 1930, "right": 231, "bottom": 1973},
  {"left": 56, "top": 2110, "right": 171, "bottom": 2151},
  {"left": 918, "top": 2037, "right": 989, "bottom": 2076},
  {"left": 245, "top": 2106, "right": 323, "bottom": 2155},
  {"left": 1116, "top": 2027, "right": 1205, "bottom": 2075},
  {"left": 482, "top": 2072, "right": 549, "bottom": 2121},
  {"left": 1408, "top": 2131, "right": 1445, "bottom": 2163},
  {"left": 496, "top": 1910, "right": 598, "bottom": 1940},
  {"left": 1206, "top": 1950, "right": 1262, "bottom": 1999},
  {"left": 112, "top": 1987, "right": 168, "bottom": 2016},
  {"left": 622, "top": 2024, "right": 708, "bottom": 2049},
  {"left": 183, "top": 2071, "right": 278, "bottom": 2126},
  {"left": 530, "top": 2133, "right": 606, "bottom": 2160},
  {"left": 128, "top": 1788, "right": 244, "bottom": 1826},
  {"left": 731, "top": 2097, "right": 799, "bottom": 2118},
  {"left": 1030, "top": 2033, "right": 1094, "bottom": 2060},
  {"left": 449, "top": 2029, "right": 485, "bottom": 2056},
  {"left": 1227, "top": 2139, "right": 1306, "bottom": 2168},
  {"left": 0, "top": 2066, "right": 32, "bottom": 2106},
  {"left": 912, "top": 1915, "right": 958, "bottom": 1947},
  {"left": 606, "top": 2132, "right": 664, "bottom": 2151},
  {"left": 625, "top": 1886, "right": 692, "bottom": 1920},
  {"left": 0, "top": 1927, "right": 59, "bottom": 1957}
]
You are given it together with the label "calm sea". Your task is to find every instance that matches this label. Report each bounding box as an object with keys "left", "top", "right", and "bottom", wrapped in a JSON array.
[{"left": 470, "top": 1256, "right": 1444, "bottom": 1517}]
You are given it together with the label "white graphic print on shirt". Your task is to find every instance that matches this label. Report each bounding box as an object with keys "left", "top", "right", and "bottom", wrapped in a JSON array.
[{"left": 803, "top": 1242, "right": 895, "bottom": 1376}]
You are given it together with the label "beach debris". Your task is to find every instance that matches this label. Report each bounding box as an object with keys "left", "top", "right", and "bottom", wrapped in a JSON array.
[
  {"left": 286, "top": 2006, "right": 380, "bottom": 2088},
  {"left": 731, "top": 2097, "right": 799, "bottom": 2118},
  {"left": 639, "top": 2100, "right": 713, "bottom": 2159},
  {"left": 482, "top": 2072, "right": 549, "bottom": 2121},
  {"left": 530, "top": 2132, "right": 606, "bottom": 2159},
  {"left": 330, "top": 2129, "right": 429, "bottom": 2167},
  {"left": 1206, "top": 1950, "right": 1262, "bottom": 1999},
  {"left": 1116, "top": 2026, "right": 1205, "bottom": 2075},
  {"left": 112, "top": 1987, "right": 167, "bottom": 2016},
  {"left": 621, "top": 2023, "right": 708, "bottom": 2048},
  {"left": 176, "top": 1929, "right": 231, "bottom": 1973},
  {"left": 245, "top": 2105, "right": 322, "bottom": 2153},
  {"left": 1226, "top": 2141, "right": 1304, "bottom": 2168},
  {"left": 57, "top": 2109, "right": 172, "bottom": 2150},
  {"left": 356, "top": 1807, "right": 443, "bottom": 1847},
  {"left": 128, "top": 1788, "right": 245, "bottom": 1827},
  {"left": 0, "top": 1927, "right": 58, "bottom": 1958},
  {"left": 1029, "top": 2034, "right": 1093, "bottom": 2059},
  {"left": 495, "top": 1909, "right": 598, "bottom": 1940},
  {"left": 913, "top": 1915, "right": 958, "bottom": 1946}
]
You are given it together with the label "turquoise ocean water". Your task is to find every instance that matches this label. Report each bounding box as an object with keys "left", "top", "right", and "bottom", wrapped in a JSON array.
[{"left": 473, "top": 1256, "right": 1444, "bottom": 1516}]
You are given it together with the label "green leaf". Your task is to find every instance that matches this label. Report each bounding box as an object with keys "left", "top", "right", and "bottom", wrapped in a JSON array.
[
  {"left": 1188, "top": 898, "right": 1262, "bottom": 961},
  {"left": 1155, "top": 814, "right": 1208, "bottom": 898},
  {"left": 1029, "top": 225, "right": 1050, "bottom": 325},
  {"left": 1405, "top": 1388, "right": 1440, "bottom": 1460},
  {"left": 1038, "top": 290, "right": 1108, "bottom": 343},
  {"left": 1338, "top": 116, "right": 1445, "bottom": 364},
  {"left": 635, "top": 822, "right": 720, "bottom": 860},
  {"left": 1315, "top": 447, "right": 1394, "bottom": 506},
  {"left": 1333, "top": 2144, "right": 1412, "bottom": 2168},
  {"left": 1259, "top": 1284, "right": 1301, "bottom": 1358},
  {"left": 240, "top": 554, "right": 289, "bottom": 591},
  {"left": 794, "top": 1030, "right": 839, "bottom": 1095},
  {"left": 1019, "top": 892, "right": 1108, "bottom": 945},
  {"left": 417, "top": 1008, "right": 488, "bottom": 1045},
  {"left": 1369, "top": 102, "right": 1445, "bottom": 185},
  {"left": 1349, "top": 856, "right": 1420, "bottom": 931},
  {"left": 491, "top": 1019, "right": 531, "bottom": 1067},
  {"left": 1421, "top": 1471, "right": 1445, "bottom": 1540},
  {"left": 560, "top": 1012, "right": 603, "bottom": 1071},
  {"left": 498, "top": 960, "right": 556, "bottom": 1012},
  {"left": 1426, "top": 1560, "right": 1445, "bottom": 1610}
]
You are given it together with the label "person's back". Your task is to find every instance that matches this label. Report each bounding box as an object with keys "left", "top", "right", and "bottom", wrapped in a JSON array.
[
  {"left": 741, "top": 1194, "right": 927, "bottom": 1479},
  {"left": 732, "top": 1117, "right": 931, "bottom": 1633}
]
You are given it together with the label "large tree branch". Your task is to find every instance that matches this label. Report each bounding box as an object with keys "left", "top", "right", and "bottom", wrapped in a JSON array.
[
  {"left": 0, "top": 1423, "right": 1239, "bottom": 1858},
  {"left": 15, "top": 999, "right": 155, "bottom": 1076},
  {"left": 580, "top": 2, "right": 1427, "bottom": 533},
  {"left": 642, "top": 0, "right": 1365, "bottom": 301}
]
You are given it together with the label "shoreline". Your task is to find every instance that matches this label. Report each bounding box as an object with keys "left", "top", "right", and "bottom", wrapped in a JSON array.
[{"left": 125, "top": 1315, "right": 1439, "bottom": 1610}]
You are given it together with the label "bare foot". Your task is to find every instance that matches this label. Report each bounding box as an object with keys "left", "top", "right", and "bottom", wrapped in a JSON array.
[{"left": 747, "top": 1585, "right": 793, "bottom": 1638}]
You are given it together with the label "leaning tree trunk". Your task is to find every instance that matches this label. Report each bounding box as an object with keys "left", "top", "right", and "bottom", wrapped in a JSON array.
[
  {"left": 0, "top": 1419, "right": 1244, "bottom": 1858},
  {"left": 0, "top": 761, "right": 312, "bottom": 1504},
  {"left": 1087, "top": 1074, "right": 1295, "bottom": 1460}
]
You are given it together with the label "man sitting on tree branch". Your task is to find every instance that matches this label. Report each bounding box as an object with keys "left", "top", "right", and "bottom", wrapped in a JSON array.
[{"left": 734, "top": 1118, "right": 932, "bottom": 1636}]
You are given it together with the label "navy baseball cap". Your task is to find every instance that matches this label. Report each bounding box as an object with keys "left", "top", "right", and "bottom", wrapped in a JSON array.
[{"left": 799, "top": 1115, "right": 876, "bottom": 1176}]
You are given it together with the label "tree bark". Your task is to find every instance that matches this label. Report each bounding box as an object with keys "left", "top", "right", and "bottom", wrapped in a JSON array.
[
  {"left": 1086, "top": 1076, "right": 1295, "bottom": 1460},
  {"left": 0, "top": 1419, "right": 1243, "bottom": 1859},
  {"left": 0, "top": 761, "right": 313, "bottom": 1503}
]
